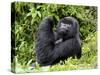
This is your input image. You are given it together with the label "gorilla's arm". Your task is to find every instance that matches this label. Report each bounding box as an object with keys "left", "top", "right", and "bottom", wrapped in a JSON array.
[
  {"left": 54, "top": 38, "right": 81, "bottom": 59},
  {"left": 36, "top": 16, "right": 57, "bottom": 66}
]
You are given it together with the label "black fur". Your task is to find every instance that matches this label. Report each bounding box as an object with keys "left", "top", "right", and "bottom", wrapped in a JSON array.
[{"left": 36, "top": 16, "right": 82, "bottom": 66}]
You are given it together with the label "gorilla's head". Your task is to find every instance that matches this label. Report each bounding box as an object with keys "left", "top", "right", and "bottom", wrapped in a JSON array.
[{"left": 56, "top": 17, "right": 79, "bottom": 40}]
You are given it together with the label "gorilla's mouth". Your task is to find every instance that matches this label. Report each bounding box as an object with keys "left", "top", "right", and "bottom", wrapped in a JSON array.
[
  {"left": 57, "top": 29, "right": 68, "bottom": 39},
  {"left": 59, "top": 28, "right": 68, "bottom": 34}
]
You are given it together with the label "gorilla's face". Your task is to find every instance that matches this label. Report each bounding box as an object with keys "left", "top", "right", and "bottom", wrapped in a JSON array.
[
  {"left": 57, "top": 17, "right": 78, "bottom": 39},
  {"left": 58, "top": 23, "right": 71, "bottom": 35}
]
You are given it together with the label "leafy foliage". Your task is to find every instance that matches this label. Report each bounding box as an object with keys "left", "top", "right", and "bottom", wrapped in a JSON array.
[{"left": 11, "top": 2, "right": 97, "bottom": 73}]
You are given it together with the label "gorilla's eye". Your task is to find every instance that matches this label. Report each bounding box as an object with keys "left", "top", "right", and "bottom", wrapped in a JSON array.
[{"left": 61, "top": 23, "right": 71, "bottom": 29}]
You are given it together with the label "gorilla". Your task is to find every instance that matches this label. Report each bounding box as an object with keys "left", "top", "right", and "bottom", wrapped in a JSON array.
[{"left": 36, "top": 16, "right": 82, "bottom": 66}]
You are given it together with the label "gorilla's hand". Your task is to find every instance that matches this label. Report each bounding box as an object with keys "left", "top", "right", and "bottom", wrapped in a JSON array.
[{"left": 55, "top": 38, "right": 63, "bottom": 44}]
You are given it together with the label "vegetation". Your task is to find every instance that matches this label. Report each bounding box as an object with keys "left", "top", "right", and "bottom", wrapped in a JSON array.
[{"left": 11, "top": 2, "right": 97, "bottom": 73}]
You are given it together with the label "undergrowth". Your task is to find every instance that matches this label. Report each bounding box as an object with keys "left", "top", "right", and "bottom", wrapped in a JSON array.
[{"left": 11, "top": 32, "right": 97, "bottom": 73}]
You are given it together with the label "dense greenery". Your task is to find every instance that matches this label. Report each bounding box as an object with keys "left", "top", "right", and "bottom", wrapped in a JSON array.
[{"left": 11, "top": 2, "right": 97, "bottom": 73}]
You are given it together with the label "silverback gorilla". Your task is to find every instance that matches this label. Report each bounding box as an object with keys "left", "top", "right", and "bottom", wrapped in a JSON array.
[{"left": 36, "top": 16, "right": 82, "bottom": 66}]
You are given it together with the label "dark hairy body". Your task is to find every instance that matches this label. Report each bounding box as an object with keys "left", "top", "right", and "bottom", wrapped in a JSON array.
[{"left": 36, "top": 16, "right": 82, "bottom": 66}]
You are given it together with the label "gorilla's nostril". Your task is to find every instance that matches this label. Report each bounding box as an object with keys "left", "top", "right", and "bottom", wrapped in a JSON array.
[{"left": 66, "top": 29, "right": 68, "bottom": 32}]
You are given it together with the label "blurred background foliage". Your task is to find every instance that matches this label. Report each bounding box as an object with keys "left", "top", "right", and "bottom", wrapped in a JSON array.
[{"left": 11, "top": 2, "right": 97, "bottom": 73}]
